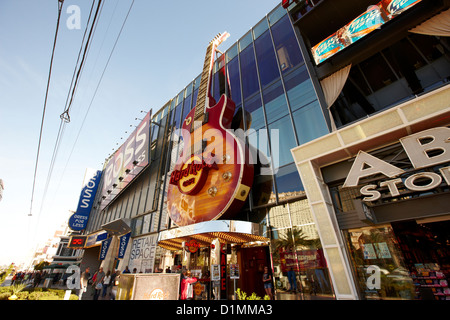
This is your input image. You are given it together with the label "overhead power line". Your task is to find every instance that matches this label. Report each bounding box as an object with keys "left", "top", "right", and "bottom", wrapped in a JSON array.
[{"left": 29, "top": 0, "right": 64, "bottom": 217}]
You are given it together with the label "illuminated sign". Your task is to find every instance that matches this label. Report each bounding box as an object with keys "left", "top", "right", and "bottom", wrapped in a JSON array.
[
  {"left": 69, "top": 169, "right": 102, "bottom": 231},
  {"left": 343, "top": 127, "right": 450, "bottom": 202},
  {"left": 184, "top": 239, "right": 201, "bottom": 253},
  {"left": 311, "top": 0, "right": 422, "bottom": 64},
  {"left": 100, "top": 111, "right": 151, "bottom": 210},
  {"left": 68, "top": 236, "right": 87, "bottom": 249}
]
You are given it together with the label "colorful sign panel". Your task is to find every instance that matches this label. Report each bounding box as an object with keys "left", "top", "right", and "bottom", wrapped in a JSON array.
[
  {"left": 100, "top": 111, "right": 151, "bottom": 210},
  {"left": 68, "top": 169, "right": 102, "bottom": 231},
  {"left": 280, "top": 249, "right": 327, "bottom": 272},
  {"left": 99, "top": 237, "right": 112, "bottom": 261},
  {"left": 311, "top": 0, "right": 422, "bottom": 64},
  {"left": 118, "top": 232, "right": 131, "bottom": 259},
  {"left": 68, "top": 235, "right": 87, "bottom": 249}
]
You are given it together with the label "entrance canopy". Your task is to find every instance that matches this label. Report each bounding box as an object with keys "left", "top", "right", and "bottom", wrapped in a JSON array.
[{"left": 157, "top": 220, "right": 269, "bottom": 251}]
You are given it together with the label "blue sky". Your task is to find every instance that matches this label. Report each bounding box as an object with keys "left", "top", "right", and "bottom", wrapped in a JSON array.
[{"left": 0, "top": 0, "right": 280, "bottom": 267}]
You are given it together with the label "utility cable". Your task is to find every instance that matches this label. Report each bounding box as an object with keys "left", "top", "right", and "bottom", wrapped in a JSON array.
[{"left": 29, "top": 0, "right": 64, "bottom": 217}]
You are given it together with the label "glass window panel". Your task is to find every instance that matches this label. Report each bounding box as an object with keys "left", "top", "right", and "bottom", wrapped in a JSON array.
[
  {"left": 243, "top": 94, "right": 265, "bottom": 130},
  {"left": 344, "top": 226, "right": 416, "bottom": 300},
  {"left": 227, "top": 56, "right": 242, "bottom": 105},
  {"left": 271, "top": 15, "right": 303, "bottom": 74},
  {"left": 275, "top": 163, "right": 304, "bottom": 196},
  {"left": 181, "top": 95, "right": 192, "bottom": 123},
  {"left": 240, "top": 44, "right": 260, "bottom": 100},
  {"left": 185, "top": 82, "right": 193, "bottom": 98},
  {"left": 262, "top": 80, "right": 289, "bottom": 124},
  {"left": 213, "top": 65, "right": 226, "bottom": 103},
  {"left": 194, "top": 74, "right": 202, "bottom": 90},
  {"left": 359, "top": 53, "right": 398, "bottom": 92},
  {"left": 292, "top": 101, "right": 328, "bottom": 145},
  {"left": 172, "top": 103, "right": 182, "bottom": 129},
  {"left": 239, "top": 31, "right": 253, "bottom": 52},
  {"left": 226, "top": 43, "right": 238, "bottom": 63},
  {"left": 255, "top": 30, "right": 280, "bottom": 88},
  {"left": 268, "top": 5, "right": 286, "bottom": 26},
  {"left": 283, "top": 66, "right": 316, "bottom": 112},
  {"left": 253, "top": 18, "right": 269, "bottom": 40},
  {"left": 268, "top": 115, "right": 297, "bottom": 168}
]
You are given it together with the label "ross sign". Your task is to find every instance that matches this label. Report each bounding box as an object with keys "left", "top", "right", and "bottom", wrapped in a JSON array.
[
  {"left": 68, "top": 236, "right": 86, "bottom": 249},
  {"left": 118, "top": 232, "right": 131, "bottom": 259},
  {"left": 311, "top": 0, "right": 422, "bottom": 64},
  {"left": 100, "top": 111, "right": 151, "bottom": 210},
  {"left": 343, "top": 127, "right": 450, "bottom": 202},
  {"left": 99, "top": 237, "right": 112, "bottom": 261},
  {"left": 69, "top": 169, "right": 102, "bottom": 231}
]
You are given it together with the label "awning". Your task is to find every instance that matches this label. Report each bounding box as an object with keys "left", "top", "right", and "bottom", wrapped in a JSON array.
[
  {"left": 157, "top": 220, "right": 269, "bottom": 251},
  {"left": 101, "top": 218, "right": 131, "bottom": 236}
]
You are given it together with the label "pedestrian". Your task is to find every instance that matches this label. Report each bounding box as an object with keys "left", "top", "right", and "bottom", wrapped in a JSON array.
[
  {"left": 262, "top": 266, "right": 274, "bottom": 300},
  {"left": 79, "top": 267, "right": 90, "bottom": 300},
  {"left": 93, "top": 267, "right": 105, "bottom": 300},
  {"left": 287, "top": 267, "right": 297, "bottom": 292},
  {"left": 123, "top": 266, "right": 130, "bottom": 274},
  {"left": 180, "top": 270, "right": 197, "bottom": 300},
  {"left": 102, "top": 270, "right": 111, "bottom": 298}
]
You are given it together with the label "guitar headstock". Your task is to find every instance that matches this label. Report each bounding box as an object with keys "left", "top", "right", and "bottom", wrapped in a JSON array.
[{"left": 211, "top": 32, "right": 230, "bottom": 48}]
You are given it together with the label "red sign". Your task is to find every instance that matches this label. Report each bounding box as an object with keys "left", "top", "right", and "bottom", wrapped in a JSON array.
[
  {"left": 68, "top": 236, "right": 87, "bottom": 249},
  {"left": 220, "top": 244, "right": 227, "bottom": 298},
  {"left": 280, "top": 249, "right": 326, "bottom": 272},
  {"left": 185, "top": 239, "right": 201, "bottom": 253}
]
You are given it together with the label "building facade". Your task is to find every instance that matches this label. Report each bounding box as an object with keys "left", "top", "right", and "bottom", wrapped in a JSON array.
[{"left": 71, "top": 0, "right": 450, "bottom": 300}]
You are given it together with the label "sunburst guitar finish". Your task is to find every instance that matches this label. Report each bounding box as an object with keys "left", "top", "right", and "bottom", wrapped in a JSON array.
[{"left": 167, "top": 33, "right": 254, "bottom": 226}]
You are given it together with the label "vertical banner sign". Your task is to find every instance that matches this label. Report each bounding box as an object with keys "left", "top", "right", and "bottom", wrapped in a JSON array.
[
  {"left": 69, "top": 169, "right": 102, "bottom": 231},
  {"left": 220, "top": 243, "right": 227, "bottom": 299},
  {"left": 99, "top": 237, "right": 112, "bottom": 261},
  {"left": 118, "top": 233, "right": 131, "bottom": 259}
]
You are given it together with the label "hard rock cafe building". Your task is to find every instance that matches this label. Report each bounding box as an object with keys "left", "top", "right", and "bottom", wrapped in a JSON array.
[{"left": 69, "top": 0, "right": 450, "bottom": 300}]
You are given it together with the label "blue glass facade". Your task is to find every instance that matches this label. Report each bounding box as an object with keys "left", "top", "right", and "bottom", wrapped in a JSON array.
[{"left": 87, "top": 3, "right": 332, "bottom": 236}]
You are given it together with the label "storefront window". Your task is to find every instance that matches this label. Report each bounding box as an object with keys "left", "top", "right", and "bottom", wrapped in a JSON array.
[
  {"left": 268, "top": 200, "right": 334, "bottom": 300},
  {"left": 344, "top": 226, "right": 416, "bottom": 300}
]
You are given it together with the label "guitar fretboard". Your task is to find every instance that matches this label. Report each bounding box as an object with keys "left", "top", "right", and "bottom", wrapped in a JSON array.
[{"left": 195, "top": 42, "right": 217, "bottom": 120}]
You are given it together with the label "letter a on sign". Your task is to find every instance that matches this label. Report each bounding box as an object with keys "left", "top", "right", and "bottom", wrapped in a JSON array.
[{"left": 343, "top": 151, "right": 405, "bottom": 187}]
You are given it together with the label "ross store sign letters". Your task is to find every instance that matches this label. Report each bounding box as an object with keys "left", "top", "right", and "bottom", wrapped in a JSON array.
[{"left": 343, "top": 127, "right": 450, "bottom": 201}]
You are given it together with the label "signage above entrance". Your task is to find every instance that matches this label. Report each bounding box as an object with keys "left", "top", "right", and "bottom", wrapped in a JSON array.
[{"left": 343, "top": 127, "right": 450, "bottom": 202}]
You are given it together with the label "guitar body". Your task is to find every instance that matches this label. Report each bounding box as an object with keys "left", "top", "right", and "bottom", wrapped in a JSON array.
[{"left": 167, "top": 94, "right": 254, "bottom": 226}]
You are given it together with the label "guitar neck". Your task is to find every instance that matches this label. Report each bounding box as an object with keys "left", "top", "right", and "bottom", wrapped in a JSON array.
[{"left": 194, "top": 42, "right": 216, "bottom": 122}]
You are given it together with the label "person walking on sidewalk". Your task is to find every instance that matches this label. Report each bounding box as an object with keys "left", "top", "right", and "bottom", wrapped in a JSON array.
[
  {"left": 79, "top": 267, "right": 90, "bottom": 300},
  {"left": 93, "top": 267, "right": 105, "bottom": 300}
]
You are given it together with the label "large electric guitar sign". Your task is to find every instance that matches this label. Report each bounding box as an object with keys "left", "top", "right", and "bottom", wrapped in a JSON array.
[{"left": 100, "top": 111, "right": 151, "bottom": 210}]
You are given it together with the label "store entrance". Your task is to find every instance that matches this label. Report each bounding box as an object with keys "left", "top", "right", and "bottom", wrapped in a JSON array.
[{"left": 391, "top": 219, "right": 450, "bottom": 300}]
